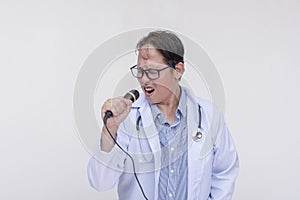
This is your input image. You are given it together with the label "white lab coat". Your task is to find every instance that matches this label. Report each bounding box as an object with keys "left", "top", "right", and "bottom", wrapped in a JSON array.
[{"left": 88, "top": 88, "right": 239, "bottom": 200}]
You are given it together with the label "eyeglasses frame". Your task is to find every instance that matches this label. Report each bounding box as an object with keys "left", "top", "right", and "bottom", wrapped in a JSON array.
[{"left": 130, "top": 64, "right": 175, "bottom": 80}]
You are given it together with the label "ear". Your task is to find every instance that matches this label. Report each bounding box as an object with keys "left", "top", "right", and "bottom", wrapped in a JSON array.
[{"left": 174, "top": 62, "right": 185, "bottom": 80}]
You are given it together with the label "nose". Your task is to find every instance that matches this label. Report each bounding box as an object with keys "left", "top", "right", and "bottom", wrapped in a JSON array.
[{"left": 138, "top": 72, "right": 151, "bottom": 85}]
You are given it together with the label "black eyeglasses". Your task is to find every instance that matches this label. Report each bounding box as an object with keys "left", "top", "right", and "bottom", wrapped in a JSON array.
[{"left": 130, "top": 64, "right": 175, "bottom": 80}]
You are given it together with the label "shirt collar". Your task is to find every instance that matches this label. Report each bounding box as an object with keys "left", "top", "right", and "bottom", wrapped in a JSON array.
[{"left": 178, "top": 87, "right": 187, "bottom": 118}]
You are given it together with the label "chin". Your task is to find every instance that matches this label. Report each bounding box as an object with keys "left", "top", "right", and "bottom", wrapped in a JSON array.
[
  {"left": 144, "top": 95, "right": 159, "bottom": 105},
  {"left": 145, "top": 97, "right": 156, "bottom": 104}
]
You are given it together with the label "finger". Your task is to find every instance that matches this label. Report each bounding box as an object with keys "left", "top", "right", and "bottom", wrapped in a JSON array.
[
  {"left": 124, "top": 99, "right": 133, "bottom": 112},
  {"left": 101, "top": 98, "right": 128, "bottom": 118},
  {"left": 101, "top": 99, "right": 115, "bottom": 118},
  {"left": 111, "top": 98, "right": 128, "bottom": 116}
]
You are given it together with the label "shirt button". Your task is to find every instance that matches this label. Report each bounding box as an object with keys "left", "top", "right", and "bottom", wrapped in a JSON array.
[
  {"left": 170, "top": 147, "right": 175, "bottom": 151},
  {"left": 169, "top": 193, "right": 173, "bottom": 197},
  {"left": 170, "top": 169, "right": 174, "bottom": 173}
]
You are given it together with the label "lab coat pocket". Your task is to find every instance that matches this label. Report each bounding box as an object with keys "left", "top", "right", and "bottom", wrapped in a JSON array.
[
  {"left": 125, "top": 137, "right": 156, "bottom": 174},
  {"left": 190, "top": 143, "right": 214, "bottom": 199},
  {"left": 193, "top": 149, "right": 214, "bottom": 181},
  {"left": 123, "top": 152, "right": 156, "bottom": 174}
]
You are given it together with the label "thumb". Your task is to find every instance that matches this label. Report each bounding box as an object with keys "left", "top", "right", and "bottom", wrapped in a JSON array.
[{"left": 125, "top": 99, "right": 133, "bottom": 111}]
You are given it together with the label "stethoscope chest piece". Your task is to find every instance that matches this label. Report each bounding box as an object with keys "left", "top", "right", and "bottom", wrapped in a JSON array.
[{"left": 192, "top": 129, "right": 203, "bottom": 142}]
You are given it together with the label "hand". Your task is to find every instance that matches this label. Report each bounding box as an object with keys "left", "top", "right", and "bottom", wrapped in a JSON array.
[{"left": 100, "top": 97, "right": 132, "bottom": 152}]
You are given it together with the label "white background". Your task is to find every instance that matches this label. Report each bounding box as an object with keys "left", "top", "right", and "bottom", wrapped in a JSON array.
[{"left": 1, "top": 0, "right": 300, "bottom": 199}]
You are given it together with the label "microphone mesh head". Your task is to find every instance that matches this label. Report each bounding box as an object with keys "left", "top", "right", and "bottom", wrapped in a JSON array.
[
  {"left": 130, "top": 89, "right": 139, "bottom": 101},
  {"left": 124, "top": 89, "right": 140, "bottom": 102}
]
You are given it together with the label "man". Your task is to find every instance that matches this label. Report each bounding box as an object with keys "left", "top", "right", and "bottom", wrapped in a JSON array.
[{"left": 88, "top": 30, "right": 239, "bottom": 200}]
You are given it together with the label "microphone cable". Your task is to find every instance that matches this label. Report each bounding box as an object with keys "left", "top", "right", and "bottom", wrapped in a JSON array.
[{"left": 103, "top": 117, "right": 149, "bottom": 200}]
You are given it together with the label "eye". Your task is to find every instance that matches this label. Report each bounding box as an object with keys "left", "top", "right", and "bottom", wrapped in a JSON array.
[
  {"left": 147, "top": 69, "right": 157, "bottom": 75},
  {"left": 136, "top": 68, "right": 143, "bottom": 75},
  {"left": 137, "top": 68, "right": 143, "bottom": 72}
]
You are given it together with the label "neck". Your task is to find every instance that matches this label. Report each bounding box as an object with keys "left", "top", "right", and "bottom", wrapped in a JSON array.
[{"left": 157, "top": 86, "right": 181, "bottom": 124}]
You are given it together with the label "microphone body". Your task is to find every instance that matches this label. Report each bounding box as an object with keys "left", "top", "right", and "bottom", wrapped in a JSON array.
[{"left": 103, "top": 89, "right": 139, "bottom": 124}]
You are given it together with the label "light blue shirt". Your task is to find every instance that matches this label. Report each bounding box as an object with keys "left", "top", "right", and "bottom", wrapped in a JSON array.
[{"left": 150, "top": 88, "right": 188, "bottom": 200}]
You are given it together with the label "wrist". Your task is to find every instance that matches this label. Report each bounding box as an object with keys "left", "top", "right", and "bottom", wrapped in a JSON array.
[{"left": 100, "top": 126, "right": 116, "bottom": 152}]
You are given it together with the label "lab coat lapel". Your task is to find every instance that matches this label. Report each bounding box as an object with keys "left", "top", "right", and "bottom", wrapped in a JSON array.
[
  {"left": 186, "top": 91, "right": 199, "bottom": 200},
  {"left": 137, "top": 99, "right": 161, "bottom": 153},
  {"left": 137, "top": 98, "right": 161, "bottom": 200}
]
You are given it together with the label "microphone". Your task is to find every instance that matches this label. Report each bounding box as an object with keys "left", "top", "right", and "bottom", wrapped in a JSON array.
[{"left": 103, "top": 89, "right": 140, "bottom": 124}]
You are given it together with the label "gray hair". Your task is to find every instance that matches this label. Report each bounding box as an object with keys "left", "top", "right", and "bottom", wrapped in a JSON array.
[{"left": 136, "top": 30, "right": 184, "bottom": 66}]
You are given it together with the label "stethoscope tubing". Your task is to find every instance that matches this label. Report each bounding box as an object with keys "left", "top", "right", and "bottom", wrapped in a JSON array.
[{"left": 135, "top": 104, "right": 203, "bottom": 142}]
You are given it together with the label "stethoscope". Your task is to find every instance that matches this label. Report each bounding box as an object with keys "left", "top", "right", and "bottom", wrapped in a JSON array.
[
  {"left": 193, "top": 104, "right": 203, "bottom": 142},
  {"left": 135, "top": 104, "right": 203, "bottom": 143}
]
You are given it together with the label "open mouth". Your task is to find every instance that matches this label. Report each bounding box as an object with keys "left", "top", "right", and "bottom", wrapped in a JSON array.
[{"left": 144, "top": 86, "right": 155, "bottom": 94}]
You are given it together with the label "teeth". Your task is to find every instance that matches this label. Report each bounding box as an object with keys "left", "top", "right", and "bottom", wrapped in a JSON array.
[
  {"left": 144, "top": 87, "right": 155, "bottom": 94},
  {"left": 145, "top": 87, "right": 153, "bottom": 91}
]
